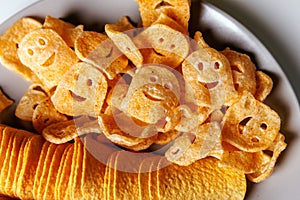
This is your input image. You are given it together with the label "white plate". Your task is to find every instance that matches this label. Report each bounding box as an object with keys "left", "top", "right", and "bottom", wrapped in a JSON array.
[{"left": 0, "top": 0, "right": 299, "bottom": 199}]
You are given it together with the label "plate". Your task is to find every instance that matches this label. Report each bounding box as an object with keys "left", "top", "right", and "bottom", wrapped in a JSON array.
[{"left": 0, "top": 0, "right": 299, "bottom": 199}]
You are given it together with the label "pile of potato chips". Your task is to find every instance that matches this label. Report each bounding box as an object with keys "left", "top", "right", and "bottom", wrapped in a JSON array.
[{"left": 0, "top": 0, "right": 287, "bottom": 199}]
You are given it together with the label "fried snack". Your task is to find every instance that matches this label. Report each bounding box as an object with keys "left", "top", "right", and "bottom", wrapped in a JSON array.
[
  {"left": 136, "top": 0, "right": 191, "bottom": 32},
  {"left": 43, "top": 16, "right": 84, "bottom": 47},
  {"left": 222, "top": 91, "right": 281, "bottom": 152},
  {"left": 32, "top": 98, "right": 68, "bottom": 134},
  {"left": 74, "top": 31, "right": 129, "bottom": 80},
  {"left": 0, "top": 88, "right": 14, "bottom": 113},
  {"left": 255, "top": 70, "right": 273, "bottom": 101},
  {"left": 221, "top": 48, "right": 257, "bottom": 96},
  {"left": 17, "top": 28, "right": 78, "bottom": 91},
  {"left": 51, "top": 62, "right": 108, "bottom": 117},
  {"left": 0, "top": 17, "right": 42, "bottom": 82}
]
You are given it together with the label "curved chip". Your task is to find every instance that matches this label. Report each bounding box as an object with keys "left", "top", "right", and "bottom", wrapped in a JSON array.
[
  {"left": 255, "top": 70, "right": 273, "bottom": 102},
  {"left": 166, "top": 122, "right": 222, "bottom": 166},
  {"left": 222, "top": 91, "right": 281, "bottom": 152},
  {"left": 15, "top": 84, "right": 48, "bottom": 121},
  {"left": 74, "top": 31, "right": 129, "bottom": 80},
  {"left": 221, "top": 48, "right": 257, "bottom": 96},
  {"left": 17, "top": 28, "right": 78, "bottom": 91},
  {"left": 51, "top": 62, "right": 108, "bottom": 117}
]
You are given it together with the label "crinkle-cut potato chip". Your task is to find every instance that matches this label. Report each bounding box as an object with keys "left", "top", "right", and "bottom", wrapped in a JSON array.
[
  {"left": 17, "top": 28, "right": 78, "bottom": 91},
  {"left": 15, "top": 84, "right": 48, "bottom": 121},
  {"left": 43, "top": 142, "right": 70, "bottom": 200},
  {"left": 221, "top": 48, "right": 257, "bottom": 96},
  {"left": 0, "top": 88, "right": 14, "bottom": 113},
  {"left": 247, "top": 133, "right": 287, "bottom": 183},
  {"left": 43, "top": 15, "right": 84, "bottom": 47},
  {"left": 42, "top": 116, "right": 101, "bottom": 144},
  {"left": 255, "top": 70, "right": 273, "bottom": 102},
  {"left": 55, "top": 145, "right": 74, "bottom": 200},
  {"left": 74, "top": 31, "right": 129, "bottom": 80},
  {"left": 182, "top": 41, "right": 238, "bottom": 110},
  {"left": 158, "top": 157, "right": 246, "bottom": 200},
  {"left": 98, "top": 112, "right": 158, "bottom": 151},
  {"left": 16, "top": 135, "right": 44, "bottom": 200},
  {"left": 51, "top": 62, "right": 108, "bottom": 117},
  {"left": 135, "top": 24, "right": 189, "bottom": 68},
  {"left": 136, "top": 0, "right": 191, "bottom": 32},
  {"left": 165, "top": 122, "right": 222, "bottom": 166},
  {"left": 222, "top": 91, "right": 281, "bottom": 152},
  {"left": 105, "top": 24, "right": 143, "bottom": 67},
  {"left": 32, "top": 98, "right": 68, "bottom": 134},
  {"left": 152, "top": 13, "right": 187, "bottom": 35},
  {"left": 32, "top": 141, "right": 50, "bottom": 199},
  {"left": 0, "top": 17, "right": 42, "bottom": 81}
]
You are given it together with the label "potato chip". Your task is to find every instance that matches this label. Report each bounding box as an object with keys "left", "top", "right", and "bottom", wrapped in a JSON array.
[
  {"left": 136, "top": 24, "right": 189, "bottom": 68},
  {"left": 0, "top": 88, "right": 14, "bottom": 113},
  {"left": 182, "top": 43, "right": 238, "bottom": 109},
  {"left": 255, "top": 70, "right": 273, "bottom": 102},
  {"left": 32, "top": 98, "right": 68, "bottom": 134},
  {"left": 155, "top": 129, "right": 179, "bottom": 145},
  {"left": 247, "top": 133, "right": 287, "bottom": 183},
  {"left": 32, "top": 141, "right": 50, "bottom": 199},
  {"left": 43, "top": 115, "right": 102, "bottom": 144},
  {"left": 152, "top": 13, "right": 187, "bottom": 35},
  {"left": 157, "top": 157, "right": 246, "bottom": 200},
  {"left": 17, "top": 28, "right": 78, "bottom": 91},
  {"left": 219, "top": 145, "right": 268, "bottom": 174},
  {"left": 74, "top": 31, "right": 129, "bottom": 80},
  {"left": 0, "top": 129, "right": 15, "bottom": 196},
  {"left": 116, "top": 16, "right": 136, "bottom": 31},
  {"left": 165, "top": 122, "right": 222, "bottom": 166},
  {"left": 136, "top": 0, "right": 191, "bottom": 31},
  {"left": 54, "top": 144, "right": 72, "bottom": 200},
  {"left": 82, "top": 134, "right": 118, "bottom": 200},
  {"left": 15, "top": 84, "right": 48, "bottom": 121},
  {"left": 222, "top": 91, "right": 281, "bottom": 152},
  {"left": 16, "top": 135, "right": 44, "bottom": 200},
  {"left": 105, "top": 24, "right": 143, "bottom": 67},
  {"left": 35, "top": 142, "right": 56, "bottom": 199},
  {"left": 0, "top": 17, "right": 42, "bottom": 82},
  {"left": 51, "top": 62, "right": 108, "bottom": 117},
  {"left": 221, "top": 48, "right": 257, "bottom": 96},
  {"left": 43, "top": 142, "right": 70, "bottom": 200},
  {"left": 68, "top": 137, "right": 84, "bottom": 199},
  {"left": 148, "top": 156, "right": 161, "bottom": 200},
  {"left": 3, "top": 129, "right": 33, "bottom": 197},
  {"left": 43, "top": 15, "right": 84, "bottom": 47},
  {"left": 98, "top": 112, "right": 157, "bottom": 151},
  {"left": 55, "top": 145, "right": 74, "bottom": 200}
]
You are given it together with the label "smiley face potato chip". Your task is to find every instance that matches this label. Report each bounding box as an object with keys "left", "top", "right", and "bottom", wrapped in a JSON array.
[{"left": 51, "top": 62, "right": 108, "bottom": 117}]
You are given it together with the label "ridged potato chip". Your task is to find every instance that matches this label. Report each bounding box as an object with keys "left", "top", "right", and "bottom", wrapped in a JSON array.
[
  {"left": 222, "top": 91, "right": 281, "bottom": 152},
  {"left": 18, "top": 28, "right": 78, "bottom": 91},
  {"left": 51, "top": 62, "right": 108, "bottom": 117},
  {"left": 158, "top": 157, "right": 246, "bottom": 200}
]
